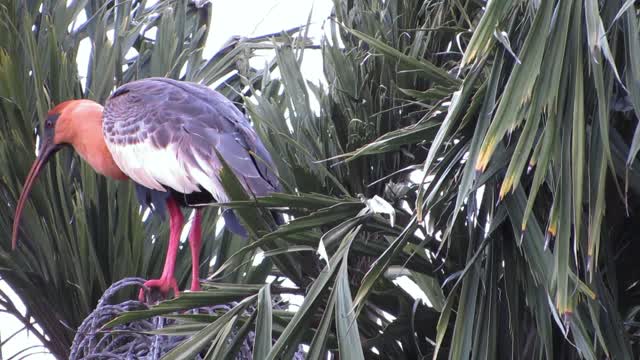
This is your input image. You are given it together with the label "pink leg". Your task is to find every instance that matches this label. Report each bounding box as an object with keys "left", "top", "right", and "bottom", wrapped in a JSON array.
[
  {"left": 189, "top": 209, "right": 203, "bottom": 291},
  {"left": 139, "top": 197, "right": 183, "bottom": 301}
]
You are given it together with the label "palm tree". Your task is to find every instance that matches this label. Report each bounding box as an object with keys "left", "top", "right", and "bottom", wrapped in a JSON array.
[
  {"left": 0, "top": 0, "right": 296, "bottom": 357},
  {"left": 4, "top": 0, "right": 640, "bottom": 359}
]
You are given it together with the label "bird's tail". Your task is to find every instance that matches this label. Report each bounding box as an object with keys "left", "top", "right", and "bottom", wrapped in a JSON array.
[
  {"left": 271, "top": 210, "right": 285, "bottom": 227},
  {"left": 222, "top": 209, "right": 283, "bottom": 238},
  {"left": 222, "top": 209, "right": 247, "bottom": 237}
]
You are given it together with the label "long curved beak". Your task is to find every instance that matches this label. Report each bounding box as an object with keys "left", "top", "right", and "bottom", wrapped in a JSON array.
[{"left": 11, "top": 139, "right": 62, "bottom": 250}]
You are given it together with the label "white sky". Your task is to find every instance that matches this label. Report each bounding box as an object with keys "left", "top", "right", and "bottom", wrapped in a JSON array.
[{"left": 1, "top": 1, "right": 332, "bottom": 358}]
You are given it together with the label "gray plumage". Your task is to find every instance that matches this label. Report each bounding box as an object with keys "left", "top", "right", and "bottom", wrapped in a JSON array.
[{"left": 102, "top": 78, "right": 280, "bottom": 229}]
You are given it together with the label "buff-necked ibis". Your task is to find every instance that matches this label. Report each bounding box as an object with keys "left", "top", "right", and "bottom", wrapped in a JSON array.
[{"left": 11, "top": 77, "right": 281, "bottom": 300}]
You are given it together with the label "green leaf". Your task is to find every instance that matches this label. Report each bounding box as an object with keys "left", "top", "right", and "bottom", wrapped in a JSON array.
[
  {"left": 410, "top": 271, "right": 445, "bottom": 312},
  {"left": 460, "top": 1, "right": 513, "bottom": 67},
  {"left": 265, "top": 227, "right": 361, "bottom": 360},
  {"left": 338, "top": 23, "right": 459, "bottom": 88},
  {"left": 253, "top": 284, "right": 273, "bottom": 359},
  {"left": 335, "top": 250, "right": 365, "bottom": 360},
  {"left": 161, "top": 296, "right": 256, "bottom": 360},
  {"left": 475, "top": 0, "right": 554, "bottom": 172}
]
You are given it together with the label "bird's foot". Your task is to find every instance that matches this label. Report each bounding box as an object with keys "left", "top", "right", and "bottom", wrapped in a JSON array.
[{"left": 138, "top": 276, "right": 179, "bottom": 302}]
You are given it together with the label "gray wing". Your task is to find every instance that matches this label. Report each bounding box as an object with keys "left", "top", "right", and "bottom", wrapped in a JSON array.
[{"left": 103, "top": 77, "right": 280, "bottom": 203}]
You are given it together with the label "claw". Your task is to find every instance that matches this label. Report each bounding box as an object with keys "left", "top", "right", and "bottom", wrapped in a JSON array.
[{"left": 138, "top": 276, "right": 180, "bottom": 302}]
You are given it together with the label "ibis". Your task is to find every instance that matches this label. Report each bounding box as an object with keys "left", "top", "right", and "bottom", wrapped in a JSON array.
[{"left": 11, "top": 77, "right": 280, "bottom": 300}]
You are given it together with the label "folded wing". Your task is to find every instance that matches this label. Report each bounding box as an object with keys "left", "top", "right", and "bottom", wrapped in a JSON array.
[{"left": 103, "top": 77, "right": 280, "bottom": 205}]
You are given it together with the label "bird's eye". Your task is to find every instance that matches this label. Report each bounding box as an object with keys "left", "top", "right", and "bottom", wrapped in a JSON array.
[{"left": 45, "top": 120, "right": 53, "bottom": 128}]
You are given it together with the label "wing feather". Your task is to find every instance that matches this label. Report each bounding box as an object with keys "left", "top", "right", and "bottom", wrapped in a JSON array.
[{"left": 103, "top": 77, "right": 279, "bottom": 203}]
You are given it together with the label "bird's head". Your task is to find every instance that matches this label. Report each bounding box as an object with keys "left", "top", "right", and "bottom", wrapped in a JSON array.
[{"left": 11, "top": 100, "right": 105, "bottom": 250}]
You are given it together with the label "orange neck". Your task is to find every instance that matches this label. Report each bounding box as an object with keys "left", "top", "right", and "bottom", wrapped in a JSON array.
[{"left": 54, "top": 100, "right": 128, "bottom": 180}]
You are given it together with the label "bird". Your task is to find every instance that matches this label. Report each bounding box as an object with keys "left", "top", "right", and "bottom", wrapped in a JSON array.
[{"left": 11, "top": 77, "right": 281, "bottom": 301}]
